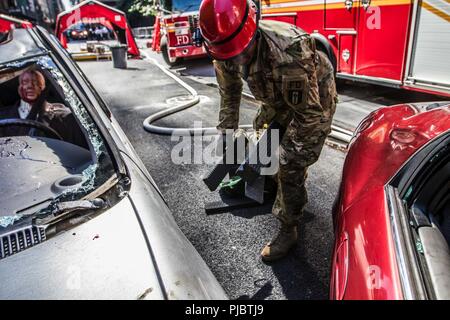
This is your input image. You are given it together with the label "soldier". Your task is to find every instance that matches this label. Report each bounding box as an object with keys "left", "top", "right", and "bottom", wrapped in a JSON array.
[{"left": 198, "top": 0, "right": 338, "bottom": 261}]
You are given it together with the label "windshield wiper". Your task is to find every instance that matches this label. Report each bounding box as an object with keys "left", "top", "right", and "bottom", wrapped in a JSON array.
[
  {"left": 53, "top": 199, "right": 106, "bottom": 216},
  {"left": 37, "top": 198, "right": 106, "bottom": 226}
]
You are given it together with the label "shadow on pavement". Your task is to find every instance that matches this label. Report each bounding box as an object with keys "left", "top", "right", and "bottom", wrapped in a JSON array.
[
  {"left": 236, "top": 280, "right": 274, "bottom": 300},
  {"left": 123, "top": 67, "right": 146, "bottom": 71},
  {"left": 175, "top": 57, "right": 215, "bottom": 78},
  {"left": 336, "top": 79, "right": 446, "bottom": 105},
  {"left": 229, "top": 207, "right": 330, "bottom": 300},
  {"left": 229, "top": 202, "right": 273, "bottom": 220},
  {"left": 264, "top": 210, "right": 330, "bottom": 300}
]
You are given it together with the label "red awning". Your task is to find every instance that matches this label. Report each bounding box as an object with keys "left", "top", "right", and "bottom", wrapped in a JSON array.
[{"left": 55, "top": 0, "right": 139, "bottom": 56}]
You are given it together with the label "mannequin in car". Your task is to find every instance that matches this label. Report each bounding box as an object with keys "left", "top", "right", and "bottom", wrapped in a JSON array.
[{"left": 0, "top": 68, "right": 88, "bottom": 148}]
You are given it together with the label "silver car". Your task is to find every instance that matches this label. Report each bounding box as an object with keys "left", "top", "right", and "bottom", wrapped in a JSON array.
[{"left": 0, "top": 26, "right": 227, "bottom": 300}]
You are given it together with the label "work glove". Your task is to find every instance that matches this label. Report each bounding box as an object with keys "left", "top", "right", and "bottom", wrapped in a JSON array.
[{"left": 214, "top": 128, "right": 250, "bottom": 158}]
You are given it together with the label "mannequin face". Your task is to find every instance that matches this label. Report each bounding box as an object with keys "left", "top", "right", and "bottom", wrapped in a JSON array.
[{"left": 18, "top": 71, "right": 45, "bottom": 103}]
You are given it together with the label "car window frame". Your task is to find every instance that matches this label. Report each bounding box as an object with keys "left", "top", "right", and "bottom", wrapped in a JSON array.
[
  {"left": 30, "top": 27, "right": 126, "bottom": 177},
  {"left": 386, "top": 130, "right": 450, "bottom": 300},
  {"left": 30, "top": 26, "right": 168, "bottom": 204}
]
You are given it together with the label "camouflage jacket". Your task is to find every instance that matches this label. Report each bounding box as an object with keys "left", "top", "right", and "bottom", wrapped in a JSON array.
[{"left": 214, "top": 19, "right": 333, "bottom": 130}]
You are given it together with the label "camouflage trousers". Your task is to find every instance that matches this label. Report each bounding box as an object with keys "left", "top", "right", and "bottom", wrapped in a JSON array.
[{"left": 270, "top": 74, "right": 337, "bottom": 226}]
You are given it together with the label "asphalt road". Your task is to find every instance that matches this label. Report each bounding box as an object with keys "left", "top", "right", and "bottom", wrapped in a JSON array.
[{"left": 78, "top": 58, "right": 344, "bottom": 299}]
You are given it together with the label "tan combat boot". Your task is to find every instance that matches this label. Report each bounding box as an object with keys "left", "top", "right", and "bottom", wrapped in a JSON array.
[{"left": 260, "top": 224, "right": 298, "bottom": 262}]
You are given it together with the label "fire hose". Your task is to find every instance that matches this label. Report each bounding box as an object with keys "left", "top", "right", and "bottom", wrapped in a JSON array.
[{"left": 142, "top": 53, "right": 352, "bottom": 143}]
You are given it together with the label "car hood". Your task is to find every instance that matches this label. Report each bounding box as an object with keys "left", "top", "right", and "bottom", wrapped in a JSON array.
[
  {"left": 0, "top": 154, "right": 228, "bottom": 300},
  {"left": 0, "top": 197, "right": 165, "bottom": 300},
  {"left": 0, "top": 136, "right": 92, "bottom": 219},
  {"left": 340, "top": 101, "right": 450, "bottom": 213}
]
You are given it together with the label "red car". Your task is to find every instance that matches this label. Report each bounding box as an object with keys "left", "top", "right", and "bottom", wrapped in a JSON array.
[{"left": 331, "top": 101, "right": 450, "bottom": 300}]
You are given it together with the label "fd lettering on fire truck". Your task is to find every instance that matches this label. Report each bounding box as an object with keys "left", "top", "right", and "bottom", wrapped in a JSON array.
[
  {"left": 152, "top": 0, "right": 207, "bottom": 66},
  {"left": 261, "top": 0, "right": 450, "bottom": 97}
]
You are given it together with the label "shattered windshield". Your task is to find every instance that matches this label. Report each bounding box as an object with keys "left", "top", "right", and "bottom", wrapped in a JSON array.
[{"left": 0, "top": 55, "right": 114, "bottom": 228}]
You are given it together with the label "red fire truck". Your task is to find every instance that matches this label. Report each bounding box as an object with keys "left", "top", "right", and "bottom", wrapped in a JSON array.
[
  {"left": 261, "top": 0, "right": 450, "bottom": 97},
  {"left": 152, "top": 0, "right": 207, "bottom": 66}
]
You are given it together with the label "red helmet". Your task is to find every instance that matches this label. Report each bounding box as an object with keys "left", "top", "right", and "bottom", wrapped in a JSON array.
[{"left": 199, "top": 0, "right": 259, "bottom": 60}]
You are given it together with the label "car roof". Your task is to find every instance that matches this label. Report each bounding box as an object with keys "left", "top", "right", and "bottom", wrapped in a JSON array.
[{"left": 0, "top": 28, "right": 46, "bottom": 65}]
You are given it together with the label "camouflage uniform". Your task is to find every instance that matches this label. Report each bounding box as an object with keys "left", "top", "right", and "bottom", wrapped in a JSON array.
[{"left": 214, "top": 20, "right": 337, "bottom": 226}]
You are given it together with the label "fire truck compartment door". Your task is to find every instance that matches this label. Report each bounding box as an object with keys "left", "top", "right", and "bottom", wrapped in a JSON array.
[
  {"left": 338, "top": 33, "right": 356, "bottom": 74},
  {"left": 407, "top": 0, "right": 450, "bottom": 90},
  {"left": 325, "top": 0, "right": 358, "bottom": 29},
  {"left": 355, "top": 0, "right": 411, "bottom": 81}
]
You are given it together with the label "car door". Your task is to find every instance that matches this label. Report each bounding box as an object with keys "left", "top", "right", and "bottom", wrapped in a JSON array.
[{"left": 387, "top": 131, "right": 450, "bottom": 299}]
